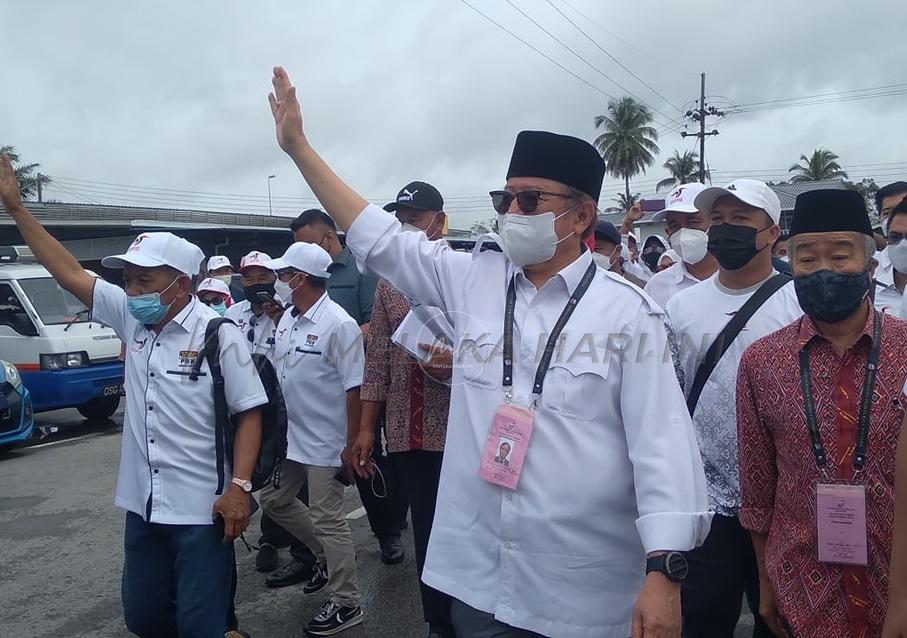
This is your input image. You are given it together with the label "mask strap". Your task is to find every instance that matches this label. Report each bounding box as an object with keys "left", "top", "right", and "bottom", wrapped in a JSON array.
[{"left": 553, "top": 202, "right": 581, "bottom": 246}]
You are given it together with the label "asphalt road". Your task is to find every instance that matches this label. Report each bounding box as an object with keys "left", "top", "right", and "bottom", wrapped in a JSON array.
[{"left": 1, "top": 409, "right": 755, "bottom": 637}]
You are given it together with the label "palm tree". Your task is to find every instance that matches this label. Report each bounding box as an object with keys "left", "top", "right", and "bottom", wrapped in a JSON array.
[
  {"left": 0, "top": 145, "right": 52, "bottom": 200},
  {"left": 788, "top": 148, "right": 848, "bottom": 183},
  {"left": 657, "top": 150, "right": 709, "bottom": 191},
  {"left": 594, "top": 97, "right": 659, "bottom": 203},
  {"left": 612, "top": 192, "right": 640, "bottom": 212}
]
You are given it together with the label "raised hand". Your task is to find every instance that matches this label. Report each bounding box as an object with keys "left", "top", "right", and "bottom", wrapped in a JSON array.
[
  {"left": 268, "top": 66, "right": 307, "bottom": 155},
  {"left": 0, "top": 153, "right": 24, "bottom": 213}
]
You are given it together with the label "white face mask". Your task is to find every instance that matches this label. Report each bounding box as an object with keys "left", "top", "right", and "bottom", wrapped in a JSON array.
[
  {"left": 888, "top": 239, "right": 907, "bottom": 273},
  {"left": 401, "top": 223, "right": 423, "bottom": 233},
  {"left": 669, "top": 228, "right": 709, "bottom": 265},
  {"left": 400, "top": 214, "right": 441, "bottom": 240},
  {"left": 215, "top": 274, "right": 232, "bottom": 285},
  {"left": 591, "top": 252, "right": 610, "bottom": 270},
  {"left": 497, "top": 207, "right": 576, "bottom": 268},
  {"left": 274, "top": 274, "right": 303, "bottom": 302}
]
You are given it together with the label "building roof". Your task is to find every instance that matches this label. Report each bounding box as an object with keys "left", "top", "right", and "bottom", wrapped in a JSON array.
[{"left": 769, "top": 179, "right": 849, "bottom": 211}]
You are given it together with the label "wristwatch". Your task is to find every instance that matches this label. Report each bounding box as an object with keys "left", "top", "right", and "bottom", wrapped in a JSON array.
[
  {"left": 231, "top": 477, "right": 253, "bottom": 493},
  {"left": 645, "top": 552, "right": 689, "bottom": 583}
]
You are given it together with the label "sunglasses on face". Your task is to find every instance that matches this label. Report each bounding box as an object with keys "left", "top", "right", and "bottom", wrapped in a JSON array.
[
  {"left": 889, "top": 231, "right": 906, "bottom": 244},
  {"left": 489, "top": 189, "right": 575, "bottom": 214}
]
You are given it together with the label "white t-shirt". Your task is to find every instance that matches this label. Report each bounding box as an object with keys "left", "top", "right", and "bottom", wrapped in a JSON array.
[{"left": 666, "top": 273, "right": 803, "bottom": 516}]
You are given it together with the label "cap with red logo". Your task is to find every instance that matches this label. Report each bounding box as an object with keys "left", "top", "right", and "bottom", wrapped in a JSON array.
[
  {"left": 102, "top": 232, "right": 204, "bottom": 277},
  {"left": 238, "top": 250, "right": 274, "bottom": 273},
  {"left": 651, "top": 183, "right": 708, "bottom": 221}
]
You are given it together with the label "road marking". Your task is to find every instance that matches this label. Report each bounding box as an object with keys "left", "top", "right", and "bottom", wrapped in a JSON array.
[
  {"left": 27, "top": 433, "right": 98, "bottom": 449},
  {"left": 345, "top": 506, "right": 367, "bottom": 520}
]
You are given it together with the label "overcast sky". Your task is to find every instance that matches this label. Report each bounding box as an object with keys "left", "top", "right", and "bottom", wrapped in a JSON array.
[{"left": 2, "top": 0, "right": 905, "bottom": 228}]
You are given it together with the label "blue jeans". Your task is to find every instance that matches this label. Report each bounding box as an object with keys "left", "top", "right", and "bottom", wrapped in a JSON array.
[{"left": 122, "top": 511, "right": 234, "bottom": 638}]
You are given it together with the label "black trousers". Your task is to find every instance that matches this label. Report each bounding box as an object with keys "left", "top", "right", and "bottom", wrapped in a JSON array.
[
  {"left": 357, "top": 416, "right": 409, "bottom": 538},
  {"left": 681, "top": 514, "right": 773, "bottom": 638},
  {"left": 390, "top": 450, "right": 454, "bottom": 635}
]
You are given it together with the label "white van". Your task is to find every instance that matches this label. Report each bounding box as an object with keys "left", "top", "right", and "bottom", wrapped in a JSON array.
[{"left": 0, "top": 246, "right": 124, "bottom": 419}]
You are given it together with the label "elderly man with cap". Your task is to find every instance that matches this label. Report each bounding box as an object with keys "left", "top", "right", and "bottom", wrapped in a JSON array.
[
  {"left": 737, "top": 189, "right": 907, "bottom": 638},
  {"left": 665, "top": 178, "right": 803, "bottom": 637},
  {"left": 643, "top": 183, "right": 717, "bottom": 308},
  {"left": 267, "top": 66, "right": 710, "bottom": 638},
  {"left": 208, "top": 254, "right": 246, "bottom": 303},
  {"left": 256, "top": 241, "right": 365, "bottom": 636},
  {"left": 0, "top": 154, "right": 267, "bottom": 637}
]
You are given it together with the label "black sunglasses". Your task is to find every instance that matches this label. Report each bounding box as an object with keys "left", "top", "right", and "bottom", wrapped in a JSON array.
[
  {"left": 888, "top": 231, "right": 906, "bottom": 244},
  {"left": 489, "top": 189, "right": 575, "bottom": 214}
]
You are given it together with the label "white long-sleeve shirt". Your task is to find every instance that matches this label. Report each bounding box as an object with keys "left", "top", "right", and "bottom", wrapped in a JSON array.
[{"left": 346, "top": 205, "right": 710, "bottom": 638}]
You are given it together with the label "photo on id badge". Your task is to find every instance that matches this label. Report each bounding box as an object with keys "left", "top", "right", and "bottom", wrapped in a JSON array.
[
  {"left": 479, "top": 404, "right": 533, "bottom": 490},
  {"left": 494, "top": 437, "right": 515, "bottom": 466}
]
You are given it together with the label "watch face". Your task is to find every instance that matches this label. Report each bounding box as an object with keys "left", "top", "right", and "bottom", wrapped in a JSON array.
[{"left": 665, "top": 552, "right": 689, "bottom": 581}]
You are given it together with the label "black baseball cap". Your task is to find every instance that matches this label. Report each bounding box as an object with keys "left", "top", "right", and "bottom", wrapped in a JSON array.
[
  {"left": 383, "top": 181, "right": 444, "bottom": 212},
  {"left": 594, "top": 220, "right": 621, "bottom": 245}
]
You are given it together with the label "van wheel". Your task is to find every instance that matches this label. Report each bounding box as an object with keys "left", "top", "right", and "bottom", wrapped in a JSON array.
[{"left": 78, "top": 396, "right": 121, "bottom": 420}]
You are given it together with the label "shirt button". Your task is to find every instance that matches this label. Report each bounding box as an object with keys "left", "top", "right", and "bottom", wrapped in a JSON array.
[
  {"left": 148, "top": 406, "right": 153, "bottom": 411},
  {"left": 155, "top": 343, "right": 161, "bottom": 347},
  {"left": 150, "top": 372, "right": 155, "bottom": 377},
  {"left": 153, "top": 469, "right": 159, "bottom": 474},
  {"left": 150, "top": 439, "right": 155, "bottom": 444}
]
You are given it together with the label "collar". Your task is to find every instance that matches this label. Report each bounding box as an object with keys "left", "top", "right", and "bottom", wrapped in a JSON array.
[
  {"left": 514, "top": 248, "right": 593, "bottom": 295},
  {"left": 797, "top": 301, "right": 876, "bottom": 350},
  {"left": 667, "top": 260, "right": 697, "bottom": 284},
  {"left": 290, "top": 291, "right": 330, "bottom": 324},
  {"left": 161, "top": 296, "right": 201, "bottom": 333},
  {"left": 329, "top": 246, "right": 352, "bottom": 270}
]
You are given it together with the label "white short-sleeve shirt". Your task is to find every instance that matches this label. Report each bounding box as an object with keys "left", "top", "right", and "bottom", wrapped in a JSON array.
[
  {"left": 271, "top": 293, "right": 364, "bottom": 467},
  {"left": 643, "top": 260, "right": 702, "bottom": 309},
  {"left": 224, "top": 299, "right": 278, "bottom": 356},
  {"left": 92, "top": 280, "right": 267, "bottom": 525}
]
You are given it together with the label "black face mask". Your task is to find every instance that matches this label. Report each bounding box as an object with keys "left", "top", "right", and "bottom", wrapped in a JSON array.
[
  {"left": 707, "top": 223, "right": 768, "bottom": 270},
  {"left": 244, "top": 282, "right": 276, "bottom": 305},
  {"left": 642, "top": 250, "right": 664, "bottom": 271},
  {"left": 794, "top": 268, "right": 871, "bottom": 324}
]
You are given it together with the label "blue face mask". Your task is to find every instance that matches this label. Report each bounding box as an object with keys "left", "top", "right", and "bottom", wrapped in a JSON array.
[
  {"left": 210, "top": 301, "right": 227, "bottom": 316},
  {"left": 127, "top": 277, "right": 178, "bottom": 325}
]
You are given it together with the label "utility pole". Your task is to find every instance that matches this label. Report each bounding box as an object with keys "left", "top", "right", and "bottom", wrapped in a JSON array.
[
  {"left": 267, "top": 174, "right": 276, "bottom": 217},
  {"left": 681, "top": 73, "right": 723, "bottom": 183},
  {"left": 37, "top": 173, "right": 43, "bottom": 203}
]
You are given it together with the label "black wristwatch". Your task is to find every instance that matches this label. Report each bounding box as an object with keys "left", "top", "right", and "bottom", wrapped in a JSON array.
[{"left": 646, "top": 552, "right": 689, "bottom": 583}]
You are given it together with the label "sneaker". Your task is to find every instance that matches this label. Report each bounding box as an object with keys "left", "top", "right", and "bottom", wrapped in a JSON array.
[
  {"left": 304, "top": 600, "right": 363, "bottom": 636},
  {"left": 265, "top": 558, "right": 313, "bottom": 588},
  {"left": 256, "top": 542, "right": 279, "bottom": 573},
  {"left": 303, "top": 563, "right": 329, "bottom": 595}
]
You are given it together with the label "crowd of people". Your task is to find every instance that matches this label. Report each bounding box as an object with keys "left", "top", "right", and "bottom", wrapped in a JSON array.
[{"left": 1, "top": 64, "right": 907, "bottom": 638}]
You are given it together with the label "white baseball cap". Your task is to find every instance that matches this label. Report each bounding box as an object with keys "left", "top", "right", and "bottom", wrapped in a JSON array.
[
  {"left": 651, "top": 183, "right": 707, "bottom": 221},
  {"left": 207, "top": 255, "right": 232, "bottom": 272},
  {"left": 238, "top": 250, "right": 273, "bottom": 273},
  {"left": 694, "top": 179, "right": 782, "bottom": 225},
  {"left": 197, "top": 277, "right": 232, "bottom": 298},
  {"left": 102, "top": 232, "right": 204, "bottom": 278},
  {"left": 265, "top": 242, "right": 332, "bottom": 278}
]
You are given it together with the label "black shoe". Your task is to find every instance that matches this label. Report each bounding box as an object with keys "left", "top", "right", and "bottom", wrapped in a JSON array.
[
  {"left": 256, "top": 542, "right": 279, "bottom": 573},
  {"left": 378, "top": 534, "right": 404, "bottom": 565},
  {"left": 265, "top": 558, "right": 313, "bottom": 588},
  {"left": 303, "top": 563, "right": 329, "bottom": 595},
  {"left": 304, "top": 600, "right": 363, "bottom": 636}
]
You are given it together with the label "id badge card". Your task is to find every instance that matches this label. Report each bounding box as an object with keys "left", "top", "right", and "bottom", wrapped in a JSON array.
[
  {"left": 479, "top": 403, "right": 534, "bottom": 490},
  {"left": 815, "top": 482, "right": 868, "bottom": 566}
]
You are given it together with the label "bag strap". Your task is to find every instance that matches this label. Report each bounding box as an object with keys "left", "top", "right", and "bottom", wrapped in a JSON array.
[
  {"left": 686, "top": 273, "right": 792, "bottom": 416},
  {"left": 190, "top": 317, "right": 234, "bottom": 495}
]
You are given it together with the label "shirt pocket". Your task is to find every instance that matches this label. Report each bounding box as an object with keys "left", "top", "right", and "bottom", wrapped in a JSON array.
[
  {"left": 457, "top": 331, "right": 503, "bottom": 390},
  {"left": 539, "top": 360, "right": 609, "bottom": 421}
]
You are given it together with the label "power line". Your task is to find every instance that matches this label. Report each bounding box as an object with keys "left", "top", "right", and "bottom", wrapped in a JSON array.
[
  {"left": 499, "top": 0, "right": 677, "bottom": 126},
  {"left": 543, "top": 0, "right": 681, "bottom": 112},
  {"left": 731, "top": 82, "right": 907, "bottom": 110}
]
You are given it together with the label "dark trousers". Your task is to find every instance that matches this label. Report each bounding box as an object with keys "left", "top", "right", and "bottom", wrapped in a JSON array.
[
  {"left": 681, "top": 514, "right": 773, "bottom": 638},
  {"left": 357, "top": 417, "right": 408, "bottom": 538},
  {"left": 390, "top": 450, "right": 454, "bottom": 635},
  {"left": 122, "top": 511, "right": 233, "bottom": 638}
]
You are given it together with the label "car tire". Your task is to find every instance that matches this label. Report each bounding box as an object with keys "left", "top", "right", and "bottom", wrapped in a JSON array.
[{"left": 77, "top": 395, "right": 121, "bottom": 420}]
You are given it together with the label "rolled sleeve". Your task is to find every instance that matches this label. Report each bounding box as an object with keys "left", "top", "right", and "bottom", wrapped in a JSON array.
[
  {"left": 91, "top": 278, "right": 131, "bottom": 339},
  {"left": 621, "top": 306, "right": 712, "bottom": 552},
  {"left": 736, "top": 350, "right": 777, "bottom": 534},
  {"left": 217, "top": 322, "right": 268, "bottom": 415},
  {"left": 329, "top": 319, "right": 365, "bottom": 392}
]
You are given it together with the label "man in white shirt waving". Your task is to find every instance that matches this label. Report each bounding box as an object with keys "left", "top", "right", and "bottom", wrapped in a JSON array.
[
  {"left": 266, "top": 66, "right": 710, "bottom": 638},
  {"left": 644, "top": 183, "right": 718, "bottom": 308},
  {"left": 256, "top": 241, "right": 365, "bottom": 636},
  {"left": 0, "top": 154, "right": 266, "bottom": 638},
  {"left": 666, "top": 179, "right": 803, "bottom": 637}
]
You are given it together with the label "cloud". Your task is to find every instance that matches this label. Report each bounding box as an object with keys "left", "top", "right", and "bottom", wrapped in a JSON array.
[{"left": 1, "top": 0, "right": 904, "bottom": 227}]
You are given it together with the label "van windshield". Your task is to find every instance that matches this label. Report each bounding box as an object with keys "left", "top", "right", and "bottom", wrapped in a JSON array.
[{"left": 18, "top": 277, "right": 90, "bottom": 326}]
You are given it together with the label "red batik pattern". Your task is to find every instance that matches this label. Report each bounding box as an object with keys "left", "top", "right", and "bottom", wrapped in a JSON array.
[{"left": 737, "top": 308, "right": 907, "bottom": 638}]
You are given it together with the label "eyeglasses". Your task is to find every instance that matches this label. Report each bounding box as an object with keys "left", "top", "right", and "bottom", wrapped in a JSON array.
[
  {"left": 888, "top": 231, "right": 906, "bottom": 244},
  {"left": 199, "top": 297, "right": 224, "bottom": 306},
  {"left": 489, "top": 190, "right": 575, "bottom": 214}
]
